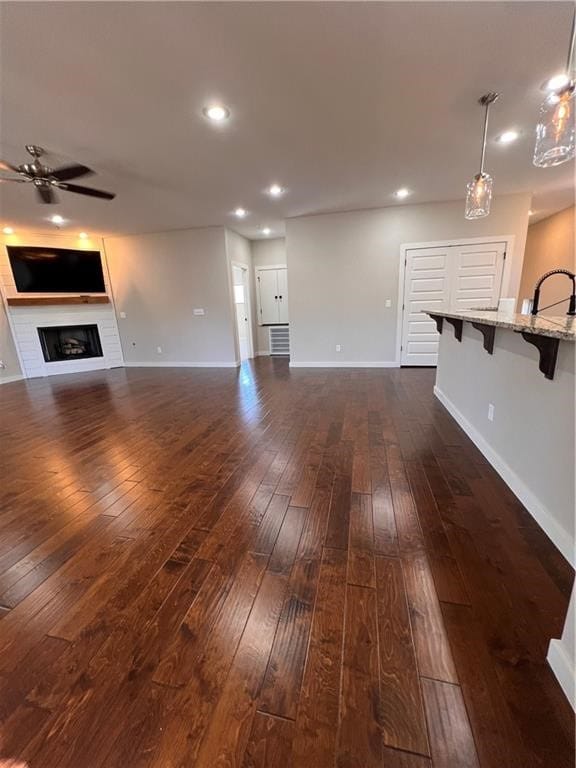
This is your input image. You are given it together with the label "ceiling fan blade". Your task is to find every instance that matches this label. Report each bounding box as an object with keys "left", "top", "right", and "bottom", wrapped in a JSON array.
[
  {"left": 36, "top": 185, "right": 57, "bottom": 204},
  {"left": 58, "top": 182, "right": 115, "bottom": 200},
  {"left": 0, "top": 159, "right": 19, "bottom": 173},
  {"left": 50, "top": 163, "right": 94, "bottom": 182}
]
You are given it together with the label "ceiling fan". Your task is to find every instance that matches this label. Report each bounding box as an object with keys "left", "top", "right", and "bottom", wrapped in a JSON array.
[{"left": 0, "top": 144, "right": 116, "bottom": 204}]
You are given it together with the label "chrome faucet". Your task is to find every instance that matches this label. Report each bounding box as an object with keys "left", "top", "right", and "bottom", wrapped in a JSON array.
[{"left": 531, "top": 269, "right": 576, "bottom": 316}]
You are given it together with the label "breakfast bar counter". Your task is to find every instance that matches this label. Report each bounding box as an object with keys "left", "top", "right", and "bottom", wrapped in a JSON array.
[{"left": 427, "top": 308, "right": 575, "bottom": 704}]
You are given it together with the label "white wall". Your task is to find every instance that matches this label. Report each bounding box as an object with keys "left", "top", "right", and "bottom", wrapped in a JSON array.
[
  {"left": 251, "top": 237, "right": 287, "bottom": 355},
  {"left": 0, "top": 298, "right": 22, "bottom": 383},
  {"left": 549, "top": 589, "right": 575, "bottom": 710},
  {"left": 105, "top": 227, "right": 238, "bottom": 366},
  {"left": 286, "top": 193, "right": 531, "bottom": 365}
]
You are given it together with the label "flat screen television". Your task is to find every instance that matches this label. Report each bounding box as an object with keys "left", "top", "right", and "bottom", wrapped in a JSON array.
[{"left": 7, "top": 246, "right": 106, "bottom": 293}]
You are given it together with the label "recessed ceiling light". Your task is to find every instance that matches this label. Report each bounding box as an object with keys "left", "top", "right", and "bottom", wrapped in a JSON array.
[
  {"left": 267, "top": 184, "right": 285, "bottom": 198},
  {"left": 261, "top": 227, "right": 272, "bottom": 236},
  {"left": 202, "top": 104, "right": 230, "bottom": 122},
  {"left": 497, "top": 130, "right": 520, "bottom": 144},
  {"left": 79, "top": 232, "right": 88, "bottom": 239},
  {"left": 234, "top": 208, "right": 247, "bottom": 218},
  {"left": 542, "top": 73, "right": 571, "bottom": 92},
  {"left": 394, "top": 188, "right": 411, "bottom": 199},
  {"left": 2, "top": 226, "right": 14, "bottom": 234},
  {"left": 50, "top": 215, "right": 64, "bottom": 225}
]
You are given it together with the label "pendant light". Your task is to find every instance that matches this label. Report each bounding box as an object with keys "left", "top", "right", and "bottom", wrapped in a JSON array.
[
  {"left": 465, "top": 92, "right": 499, "bottom": 220},
  {"left": 533, "top": 11, "right": 576, "bottom": 167}
]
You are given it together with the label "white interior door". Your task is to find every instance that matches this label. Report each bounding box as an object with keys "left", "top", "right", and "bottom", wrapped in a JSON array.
[
  {"left": 401, "top": 241, "right": 506, "bottom": 366},
  {"left": 276, "top": 268, "right": 289, "bottom": 323},
  {"left": 401, "top": 247, "right": 451, "bottom": 366},
  {"left": 257, "top": 269, "right": 279, "bottom": 325},
  {"left": 232, "top": 265, "right": 252, "bottom": 361},
  {"left": 450, "top": 242, "right": 506, "bottom": 311}
]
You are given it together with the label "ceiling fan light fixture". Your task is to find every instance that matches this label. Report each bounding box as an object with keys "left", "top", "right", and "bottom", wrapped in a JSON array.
[{"left": 50, "top": 214, "right": 65, "bottom": 226}]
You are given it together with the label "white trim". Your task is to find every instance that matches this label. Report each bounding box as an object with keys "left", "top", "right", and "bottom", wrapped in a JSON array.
[
  {"left": 253, "top": 263, "right": 286, "bottom": 271},
  {"left": 124, "top": 361, "right": 240, "bottom": 368},
  {"left": 396, "top": 235, "right": 516, "bottom": 366},
  {"left": 289, "top": 361, "right": 399, "bottom": 368},
  {"left": 256, "top": 350, "right": 270, "bottom": 357},
  {"left": 547, "top": 639, "right": 575, "bottom": 710},
  {"left": 434, "top": 384, "right": 574, "bottom": 566},
  {"left": 0, "top": 374, "right": 24, "bottom": 385}
]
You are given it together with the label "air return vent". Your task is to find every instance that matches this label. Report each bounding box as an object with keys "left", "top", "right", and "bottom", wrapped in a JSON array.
[{"left": 269, "top": 326, "right": 290, "bottom": 356}]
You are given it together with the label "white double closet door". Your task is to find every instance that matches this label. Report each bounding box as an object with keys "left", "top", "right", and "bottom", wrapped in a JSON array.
[{"left": 401, "top": 241, "right": 506, "bottom": 366}]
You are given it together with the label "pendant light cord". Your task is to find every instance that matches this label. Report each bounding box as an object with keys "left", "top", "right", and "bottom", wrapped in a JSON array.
[
  {"left": 477, "top": 92, "right": 499, "bottom": 176},
  {"left": 479, "top": 101, "right": 489, "bottom": 174},
  {"left": 567, "top": 10, "right": 576, "bottom": 76}
]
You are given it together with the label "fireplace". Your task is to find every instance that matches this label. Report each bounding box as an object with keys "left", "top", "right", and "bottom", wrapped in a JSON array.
[{"left": 38, "top": 324, "right": 103, "bottom": 363}]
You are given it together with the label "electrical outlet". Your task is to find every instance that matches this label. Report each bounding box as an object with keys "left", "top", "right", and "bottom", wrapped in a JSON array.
[
  {"left": 157, "top": 346, "right": 162, "bottom": 354},
  {"left": 488, "top": 403, "right": 495, "bottom": 422},
  {"left": 385, "top": 299, "right": 392, "bottom": 308},
  {"left": 335, "top": 344, "right": 342, "bottom": 353}
]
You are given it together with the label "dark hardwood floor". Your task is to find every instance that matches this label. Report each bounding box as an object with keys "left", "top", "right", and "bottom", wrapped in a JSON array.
[{"left": 0, "top": 358, "right": 573, "bottom": 768}]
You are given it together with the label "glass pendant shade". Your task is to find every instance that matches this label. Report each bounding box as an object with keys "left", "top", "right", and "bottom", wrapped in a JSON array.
[
  {"left": 465, "top": 172, "right": 493, "bottom": 219},
  {"left": 533, "top": 86, "right": 575, "bottom": 167}
]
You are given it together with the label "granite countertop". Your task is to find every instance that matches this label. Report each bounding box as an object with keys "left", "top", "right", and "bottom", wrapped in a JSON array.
[{"left": 427, "top": 309, "right": 576, "bottom": 341}]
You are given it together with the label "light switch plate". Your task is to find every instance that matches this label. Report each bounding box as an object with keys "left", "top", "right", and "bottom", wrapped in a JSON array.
[
  {"left": 119, "top": 311, "right": 126, "bottom": 319},
  {"left": 385, "top": 299, "right": 392, "bottom": 308},
  {"left": 193, "top": 308, "right": 205, "bottom": 316}
]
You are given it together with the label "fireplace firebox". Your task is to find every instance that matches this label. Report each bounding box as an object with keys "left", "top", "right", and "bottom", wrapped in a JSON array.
[{"left": 38, "top": 325, "right": 103, "bottom": 363}]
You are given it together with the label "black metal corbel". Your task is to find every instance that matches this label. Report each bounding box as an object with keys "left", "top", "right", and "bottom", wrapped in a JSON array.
[
  {"left": 471, "top": 322, "right": 496, "bottom": 354},
  {"left": 445, "top": 317, "right": 463, "bottom": 342},
  {"left": 429, "top": 314, "right": 444, "bottom": 333},
  {"left": 518, "top": 332, "right": 560, "bottom": 380}
]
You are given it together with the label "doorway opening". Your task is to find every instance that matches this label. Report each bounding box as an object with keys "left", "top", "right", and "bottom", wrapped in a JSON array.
[{"left": 232, "top": 264, "right": 254, "bottom": 361}]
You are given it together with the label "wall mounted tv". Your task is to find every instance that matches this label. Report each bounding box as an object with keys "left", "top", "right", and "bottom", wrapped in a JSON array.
[{"left": 7, "top": 246, "right": 106, "bottom": 293}]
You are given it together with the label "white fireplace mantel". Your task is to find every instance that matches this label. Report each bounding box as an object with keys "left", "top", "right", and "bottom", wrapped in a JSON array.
[{"left": 1, "top": 235, "right": 124, "bottom": 378}]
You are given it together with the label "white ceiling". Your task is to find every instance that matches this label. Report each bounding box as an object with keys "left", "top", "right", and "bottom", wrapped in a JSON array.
[{"left": 0, "top": 1, "right": 574, "bottom": 239}]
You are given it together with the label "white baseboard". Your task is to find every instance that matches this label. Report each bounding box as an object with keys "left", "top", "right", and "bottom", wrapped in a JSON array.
[
  {"left": 434, "top": 385, "right": 573, "bottom": 566},
  {"left": 0, "top": 373, "right": 24, "bottom": 385},
  {"left": 289, "top": 361, "right": 400, "bottom": 368},
  {"left": 124, "top": 361, "right": 240, "bottom": 369},
  {"left": 547, "top": 639, "right": 575, "bottom": 710},
  {"left": 256, "top": 350, "right": 270, "bottom": 357}
]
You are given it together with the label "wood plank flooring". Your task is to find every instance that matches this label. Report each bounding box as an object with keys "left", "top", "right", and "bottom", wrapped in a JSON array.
[{"left": 0, "top": 359, "right": 573, "bottom": 767}]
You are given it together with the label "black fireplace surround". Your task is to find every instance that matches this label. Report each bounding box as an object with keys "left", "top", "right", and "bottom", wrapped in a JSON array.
[{"left": 38, "top": 325, "right": 103, "bottom": 363}]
